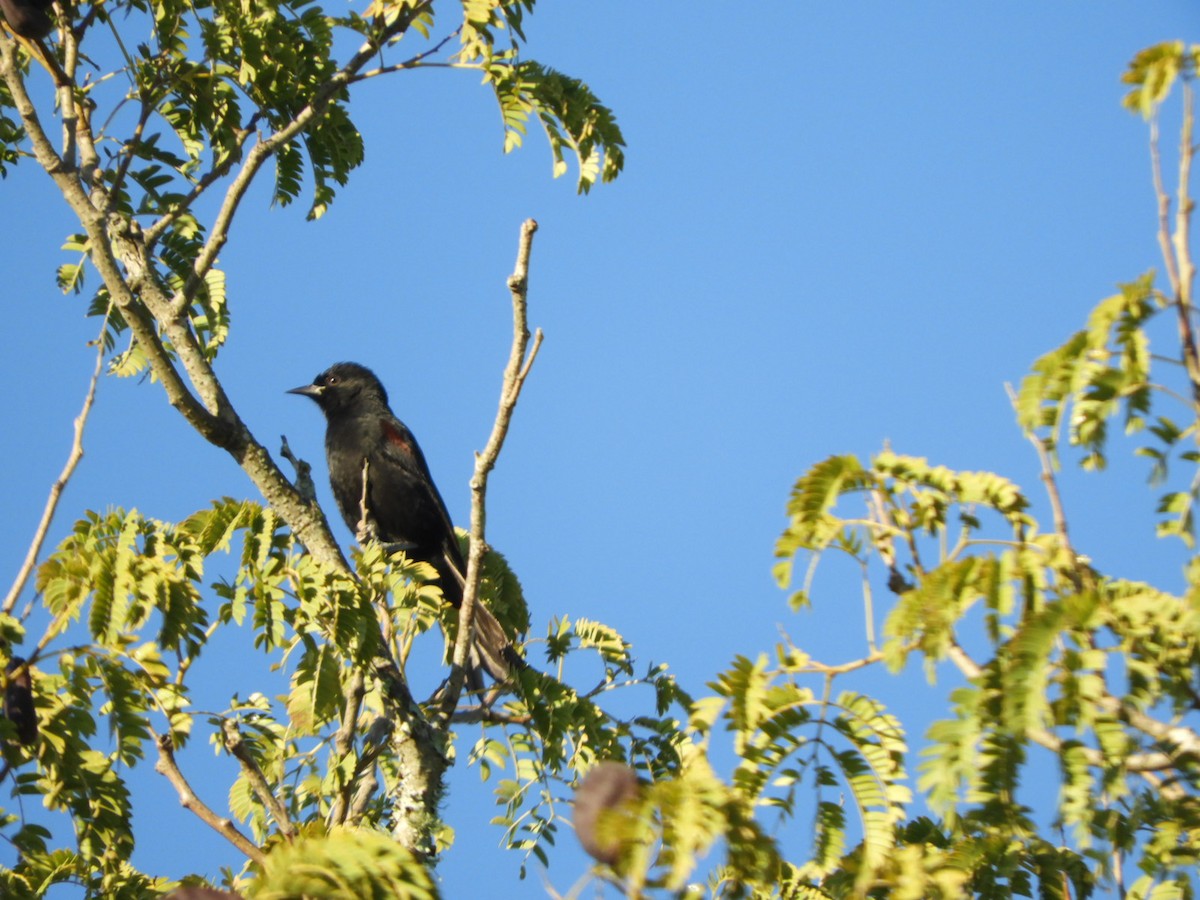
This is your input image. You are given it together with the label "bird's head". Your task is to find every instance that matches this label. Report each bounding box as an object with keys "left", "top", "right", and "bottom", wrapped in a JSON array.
[{"left": 288, "top": 362, "right": 388, "bottom": 416}]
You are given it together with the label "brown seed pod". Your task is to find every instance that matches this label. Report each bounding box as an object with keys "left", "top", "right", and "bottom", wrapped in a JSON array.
[
  {"left": 572, "top": 761, "right": 641, "bottom": 865},
  {"left": 4, "top": 657, "right": 37, "bottom": 747},
  {"left": 163, "top": 888, "right": 245, "bottom": 900}
]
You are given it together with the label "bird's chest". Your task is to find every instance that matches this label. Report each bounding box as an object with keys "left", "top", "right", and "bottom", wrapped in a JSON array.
[
  {"left": 325, "top": 417, "right": 378, "bottom": 474},
  {"left": 324, "top": 418, "right": 384, "bottom": 513},
  {"left": 323, "top": 418, "right": 436, "bottom": 543}
]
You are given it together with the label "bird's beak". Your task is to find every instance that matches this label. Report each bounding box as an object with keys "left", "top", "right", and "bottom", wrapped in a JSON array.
[{"left": 288, "top": 384, "right": 323, "bottom": 398}]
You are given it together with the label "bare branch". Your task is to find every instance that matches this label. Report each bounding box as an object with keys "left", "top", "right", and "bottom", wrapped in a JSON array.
[
  {"left": 356, "top": 458, "right": 379, "bottom": 544},
  {"left": 1151, "top": 96, "right": 1200, "bottom": 407},
  {"left": 436, "top": 218, "right": 542, "bottom": 721},
  {"left": 2, "top": 305, "right": 110, "bottom": 616},
  {"left": 279, "top": 435, "right": 316, "bottom": 503},
  {"left": 105, "top": 99, "right": 154, "bottom": 210},
  {"left": 450, "top": 705, "right": 532, "bottom": 726},
  {"left": 793, "top": 648, "right": 891, "bottom": 678},
  {"left": 1175, "top": 81, "right": 1200, "bottom": 406},
  {"left": 1152, "top": 116, "right": 1183, "bottom": 299},
  {"left": 154, "top": 732, "right": 265, "bottom": 864}
]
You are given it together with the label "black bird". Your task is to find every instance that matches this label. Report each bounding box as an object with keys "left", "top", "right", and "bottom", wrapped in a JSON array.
[
  {"left": 0, "top": 0, "right": 53, "bottom": 40},
  {"left": 290, "top": 362, "right": 518, "bottom": 687}
]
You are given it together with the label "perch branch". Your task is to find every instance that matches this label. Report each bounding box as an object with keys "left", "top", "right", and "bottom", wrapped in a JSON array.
[{"left": 436, "top": 218, "right": 543, "bottom": 723}]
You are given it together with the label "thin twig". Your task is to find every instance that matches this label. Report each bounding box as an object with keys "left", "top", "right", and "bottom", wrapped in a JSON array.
[
  {"left": 1152, "top": 116, "right": 1183, "bottom": 299},
  {"left": 450, "top": 706, "right": 533, "bottom": 725},
  {"left": 143, "top": 112, "right": 263, "bottom": 250},
  {"left": 436, "top": 218, "right": 542, "bottom": 723},
  {"left": 220, "top": 719, "right": 295, "bottom": 839},
  {"left": 279, "top": 435, "right": 316, "bottom": 502},
  {"left": 106, "top": 99, "right": 153, "bottom": 211},
  {"left": 1151, "top": 102, "right": 1200, "bottom": 407},
  {"left": 794, "top": 648, "right": 890, "bottom": 677},
  {"left": 1175, "top": 82, "right": 1200, "bottom": 406},
  {"left": 169, "top": 2, "right": 433, "bottom": 316},
  {"left": 345, "top": 714, "right": 392, "bottom": 826},
  {"left": 2, "top": 305, "right": 110, "bottom": 616},
  {"left": 1004, "top": 383, "right": 1085, "bottom": 592},
  {"left": 346, "top": 25, "right": 462, "bottom": 84},
  {"left": 154, "top": 731, "right": 265, "bottom": 864}
]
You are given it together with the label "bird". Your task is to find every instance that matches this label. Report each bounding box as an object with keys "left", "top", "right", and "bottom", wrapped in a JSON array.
[
  {"left": 289, "top": 362, "right": 519, "bottom": 689},
  {"left": 0, "top": 0, "right": 53, "bottom": 40}
]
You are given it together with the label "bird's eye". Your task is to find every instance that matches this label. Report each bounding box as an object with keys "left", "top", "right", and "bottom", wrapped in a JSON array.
[{"left": 325, "top": 375, "right": 339, "bottom": 385}]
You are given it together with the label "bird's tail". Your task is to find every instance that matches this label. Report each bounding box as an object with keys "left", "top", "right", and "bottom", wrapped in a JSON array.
[
  {"left": 435, "top": 551, "right": 525, "bottom": 692},
  {"left": 466, "top": 601, "right": 524, "bottom": 688}
]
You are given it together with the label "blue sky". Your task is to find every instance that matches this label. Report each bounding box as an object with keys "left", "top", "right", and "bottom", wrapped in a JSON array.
[{"left": 4, "top": 3, "right": 1200, "bottom": 897}]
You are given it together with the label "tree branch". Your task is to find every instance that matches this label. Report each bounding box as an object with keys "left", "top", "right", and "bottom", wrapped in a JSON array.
[
  {"left": 436, "top": 218, "right": 542, "bottom": 722},
  {"left": 1005, "top": 383, "right": 1086, "bottom": 592},
  {"left": 105, "top": 99, "right": 153, "bottom": 211},
  {"left": 0, "top": 34, "right": 223, "bottom": 441},
  {"left": 328, "top": 667, "right": 365, "bottom": 826},
  {"left": 945, "top": 640, "right": 1196, "bottom": 785},
  {"left": 1175, "top": 81, "right": 1200, "bottom": 406},
  {"left": 170, "top": 1, "right": 433, "bottom": 317},
  {"left": 141, "top": 113, "right": 262, "bottom": 249},
  {"left": 2, "top": 304, "right": 109, "bottom": 616},
  {"left": 154, "top": 731, "right": 265, "bottom": 865},
  {"left": 220, "top": 719, "right": 295, "bottom": 839},
  {"left": 345, "top": 714, "right": 393, "bottom": 827},
  {"left": 346, "top": 25, "right": 462, "bottom": 85},
  {"left": 1151, "top": 94, "right": 1200, "bottom": 407},
  {"left": 449, "top": 705, "right": 532, "bottom": 726}
]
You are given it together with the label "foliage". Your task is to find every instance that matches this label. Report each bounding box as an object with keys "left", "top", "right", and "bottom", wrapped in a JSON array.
[
  {"left": 745, "top": 40, "right": 1200, "bottom": 898},
  {"left": 248, "top": 826, "right": 440, "bottom": 899},
  {"left": 2, "top": 5, "right": 1200, "bottom": 898},
  {"left": 0, "top": 0, "right": 624, "bottom": 380},
  {"left": 525, "top": 40, "right": 1200, "bottom": 899}
]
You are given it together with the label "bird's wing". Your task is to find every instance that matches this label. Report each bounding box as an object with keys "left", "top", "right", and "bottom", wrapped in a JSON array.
[{"left": 378, "top": 416, "right": 467, "bottom": 573}]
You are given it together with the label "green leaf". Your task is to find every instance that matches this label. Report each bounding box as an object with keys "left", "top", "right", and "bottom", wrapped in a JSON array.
[
  {"left": 286, "top": 641, "right": 342, "bottom": 735},
  {"left": 1121, "top": 42, "right": 1194, "bottom": 119}
]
